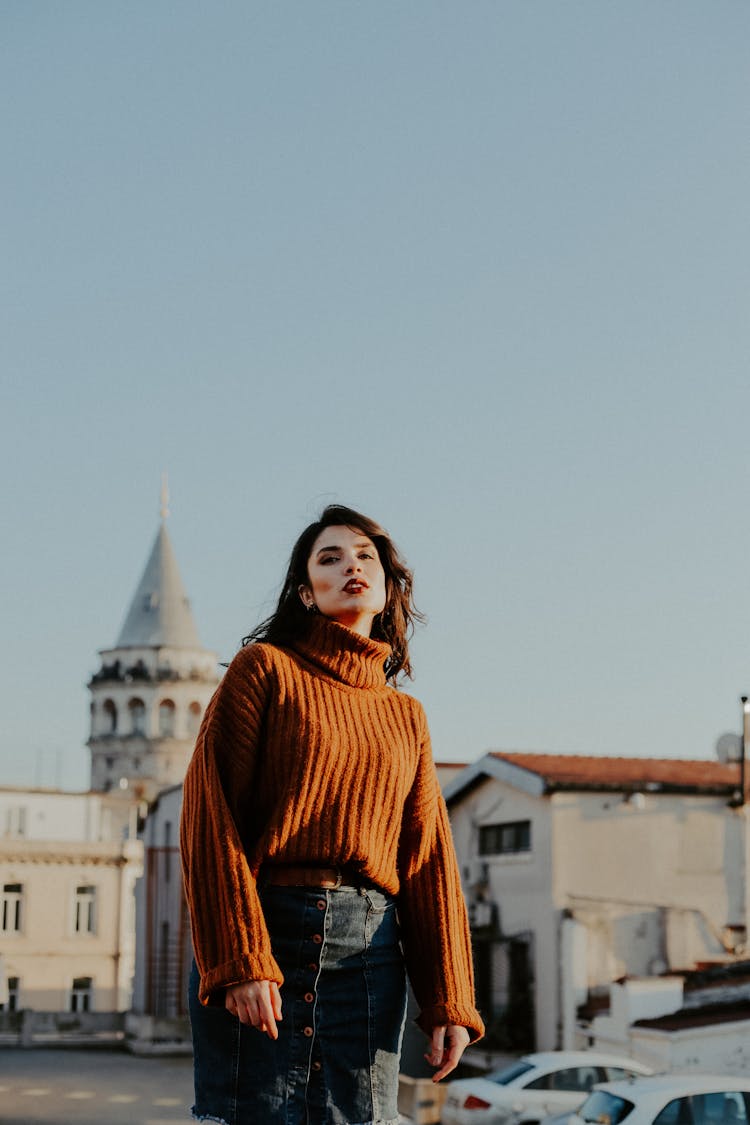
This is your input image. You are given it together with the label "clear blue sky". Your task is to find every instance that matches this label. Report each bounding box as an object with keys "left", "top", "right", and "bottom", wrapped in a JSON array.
[{"left": 2, "top": 2, "right": 749, "bottom": 789}]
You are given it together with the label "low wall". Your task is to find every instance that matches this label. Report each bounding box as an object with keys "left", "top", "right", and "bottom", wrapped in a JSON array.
[{"left": 0, "top": 1009, "right": 125, "bottom": 1046}]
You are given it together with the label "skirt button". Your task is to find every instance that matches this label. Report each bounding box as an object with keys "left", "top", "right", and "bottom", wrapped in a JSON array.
[
  {"left": 312, "top": 934, "right": 323, "bottom": 944},
  {"left": 316, "top": 900, "right": 326, "bottom": 910},
  {"left": 303, "top": 1026, "right": 313, "bottom": 1037},
  {"left": 311, "top": 1060, "right": 322, "bottom": 1072},
  {"left": 304, "top": 992, "right": 314, "bottom": 1003}
]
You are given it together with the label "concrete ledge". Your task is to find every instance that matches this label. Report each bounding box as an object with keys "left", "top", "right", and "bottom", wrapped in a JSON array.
[
  {"left": 397, "top": 1075, "right": 447, "bottom": 1125},
  {"left": 124, "top": 1012, "right": 192, "bottom": 1055}
]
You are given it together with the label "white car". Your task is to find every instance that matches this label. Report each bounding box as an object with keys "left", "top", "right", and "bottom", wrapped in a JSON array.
[
  {"left": 441, "top": 1051, "right": 654, "bottom": 1125},
  {"left": 569, "top": 1073, "right": 750, "bottom": 1124}
]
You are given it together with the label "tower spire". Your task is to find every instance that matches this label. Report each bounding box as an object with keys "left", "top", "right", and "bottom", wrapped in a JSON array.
[{"left": 160, "top": 472, "right": 170, "bottom": 522}]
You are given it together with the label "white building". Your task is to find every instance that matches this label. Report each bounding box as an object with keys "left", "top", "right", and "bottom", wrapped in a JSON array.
[
  {"left": 0, "top": 786, "right": 141, "bottom": 1013},
  {"left": 445, "top": 750, "right": 746, "bottom": 1053}
]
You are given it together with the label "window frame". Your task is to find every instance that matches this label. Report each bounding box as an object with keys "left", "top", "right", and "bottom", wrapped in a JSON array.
[
  {"left": 479, "top": 819, "right": 532, "bottom": 857},
  {"left": 74, "top": 884, "right": 97, "bottom": 936},
  {"left": 1, "top": 882, "right": 23, "bottom": 934}
]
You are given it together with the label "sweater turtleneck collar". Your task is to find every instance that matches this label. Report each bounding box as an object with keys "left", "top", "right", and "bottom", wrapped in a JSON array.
[{"left": 289, "top": 615, "right": 391, "bottom": 690}]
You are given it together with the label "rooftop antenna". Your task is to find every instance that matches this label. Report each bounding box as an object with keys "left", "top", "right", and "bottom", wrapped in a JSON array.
[{"left": 160, "top": 472, "right": 170, "bottom": 522}]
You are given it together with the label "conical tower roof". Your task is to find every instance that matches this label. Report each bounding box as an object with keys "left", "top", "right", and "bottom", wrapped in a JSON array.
[{"left": 115, "top": 523, "right": 201, "bottom": 648}]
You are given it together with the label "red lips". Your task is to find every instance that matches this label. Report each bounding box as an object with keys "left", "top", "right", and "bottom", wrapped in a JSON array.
[{"left": 343, "top": 579, "right": 368, "bottom": 592}]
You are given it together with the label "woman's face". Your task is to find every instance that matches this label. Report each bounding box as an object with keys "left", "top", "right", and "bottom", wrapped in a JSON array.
[{"left": 300, "top": 524, "right": 387, "bottom": 636}]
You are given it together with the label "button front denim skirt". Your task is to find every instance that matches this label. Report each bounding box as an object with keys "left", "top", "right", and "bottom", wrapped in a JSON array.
[{"left": 189, "top": 884, "right": 407, "bottom": 1125}]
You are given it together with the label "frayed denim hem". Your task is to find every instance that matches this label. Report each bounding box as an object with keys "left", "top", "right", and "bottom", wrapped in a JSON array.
[{"left": 191, "top": 1109, "right": 230, "bottom": 1124}]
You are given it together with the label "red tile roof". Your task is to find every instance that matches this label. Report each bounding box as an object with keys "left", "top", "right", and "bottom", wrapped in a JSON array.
[{"left": 490, "top": 751, "right": 740, "bottom": 793}]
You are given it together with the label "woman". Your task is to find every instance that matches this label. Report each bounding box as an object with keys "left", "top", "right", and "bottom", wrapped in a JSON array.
[{"left": 180, "top": 504, "right": 483, "bottom": 1125}]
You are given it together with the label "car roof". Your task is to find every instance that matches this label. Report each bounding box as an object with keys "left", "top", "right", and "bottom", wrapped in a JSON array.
[
  {"left": 520, "top": 1051, "right": 651, "bottom": 1071},
  {"left": 597, "top": 1073, "right": 750, "bottom": 1098}
]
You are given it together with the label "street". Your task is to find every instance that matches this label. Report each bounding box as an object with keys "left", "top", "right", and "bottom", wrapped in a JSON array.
[{"left": 0, "top": 1048, "right": 193, "bottom": 1125}]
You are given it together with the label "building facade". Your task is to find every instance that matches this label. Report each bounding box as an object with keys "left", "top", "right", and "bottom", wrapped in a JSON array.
[
  {"left": 131, "top": 784, "right": 189, "bottom": 1023},
  {"left": 445, "top": 751, "right": 747, "bottom": 1052},
  {"left": 0, "top": 787, "right": 141, "bottom": 1013}
]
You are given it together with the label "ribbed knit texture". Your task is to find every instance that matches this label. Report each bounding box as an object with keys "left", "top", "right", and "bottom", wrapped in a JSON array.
[{"left": 180, "top": 615, "right": 484, "bottom": 1041}]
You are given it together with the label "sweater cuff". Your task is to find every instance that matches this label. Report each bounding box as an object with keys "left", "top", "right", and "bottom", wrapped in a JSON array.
[
  {"left": 416, "top": 1002, "right": 485, "bottom": 1044},
  {"left": 198, "top": 954, "right": 284, "bottom": 1006}
]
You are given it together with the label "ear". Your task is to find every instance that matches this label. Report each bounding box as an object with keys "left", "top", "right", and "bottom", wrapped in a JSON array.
[{"left": 298, "top": 583, "right": 314, "bottom": 610}]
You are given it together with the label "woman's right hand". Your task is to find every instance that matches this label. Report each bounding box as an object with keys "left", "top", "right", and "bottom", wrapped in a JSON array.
[{"left": 225, "top": 980, "right": 283, "bottom": 1039}]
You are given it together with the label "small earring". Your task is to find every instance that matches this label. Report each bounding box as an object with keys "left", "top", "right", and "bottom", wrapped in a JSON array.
[{"left": 305, "top": 601, "right": 317, "bottom": 614}]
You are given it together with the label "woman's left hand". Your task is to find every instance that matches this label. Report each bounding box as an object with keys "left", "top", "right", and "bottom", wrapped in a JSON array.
[{"left": 425, "top": 1024, "right": 470, "bottom": 1082}]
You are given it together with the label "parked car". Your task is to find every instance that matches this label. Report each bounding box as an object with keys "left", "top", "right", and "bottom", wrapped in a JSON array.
[
  {"left": 568, "top": 1073, "right": 750, "bottom": 1124},
  {"left": 441, "top": 1050, "right": 654, "bottom": 1125}
]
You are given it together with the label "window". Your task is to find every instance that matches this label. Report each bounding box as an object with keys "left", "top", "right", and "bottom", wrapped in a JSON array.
[
  {"left": 0, "top": 976, "right": 19, "bottom": 1012},
  {"left": 102, "top": 699, "right": 117, "bottom": 734},
  {"left": 1, "top": 884, "right": 22, "bottom": 933},
  {"left": 70, "top": 976, "right": 92, "bottom": 1013},
  {"left": 604, "top": 1065, "right": 644, "bottom": 1081},
  {"left": 128, "top": 697, "right": 146, "bottom": 735},
  {"left": 5, "top": 806, "right": 27, "bottom": 837},
  {"left": 74, "top": 886, "right": 96, "bottom": 934},
  {"left": 579, "top": 1091, "right": 635, "bottom": 1124},
  {"left": 7, "top": 976, "right": 19, "bottom": 1012},
  {"left": 653, "top": 1098, "right": 691, "bottom": 1124},
  {"left": 487, "top": 1060, "right": 535, "bottom": 1085},
  {"left": 479, "top": 820, "right": 531, "bottom": 856},
  {"left": 158, "top": 699, "right": 175, "bottom": 737},
  {"left": 187, "top": 701, "right": 202, "bottom": 736},
  {"left": 688, "top": 1092, "right": 749, "bottom": 1124},
  {"left": 525, "top": 1067, "right": 600, "bottom": 1093}
]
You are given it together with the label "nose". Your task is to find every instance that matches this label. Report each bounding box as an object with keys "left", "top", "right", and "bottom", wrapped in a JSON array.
[{"left": 345, "top": 557, "right": 363, "bottom": 573}]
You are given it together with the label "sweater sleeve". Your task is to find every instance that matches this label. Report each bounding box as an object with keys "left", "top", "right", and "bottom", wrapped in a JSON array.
[
  {"left": 397, "top": 703, "right": 485, "bottom": 1042},
  {"left": 179, "top": 644, "right": 283, "bottom": 1005}
]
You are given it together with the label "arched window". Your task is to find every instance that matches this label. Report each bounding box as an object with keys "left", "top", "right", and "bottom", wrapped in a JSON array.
[
  {"left": 102, "top": 699, "right": 117, "bottom": 735},
  {"left": 128, "top": 698, "right": 146, "bottom": 736},
  {"left": 187, "top": 702, "right": 202, "bottom": 737},
  {"left": 158, "top": 699, "right": 175, "bottom": 737}
]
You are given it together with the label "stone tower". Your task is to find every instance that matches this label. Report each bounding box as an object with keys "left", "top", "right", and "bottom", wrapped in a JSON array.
[{"left": 87, "top": 493, "right": 219, "bottom": 801}]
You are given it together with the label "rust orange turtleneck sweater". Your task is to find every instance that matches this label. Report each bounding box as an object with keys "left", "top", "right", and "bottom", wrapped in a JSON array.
[{"left": 180, "top": 615, "right": 484, "bottom": 1041}]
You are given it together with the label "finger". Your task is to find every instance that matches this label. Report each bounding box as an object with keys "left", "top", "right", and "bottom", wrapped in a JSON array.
[
  {"left": 270, "top": 982, "right": 283, "bottom": 1021},
  {"left": 432, "top": 1029, "right": 469, "bottom": 1083},
  {"left": 424, "top": 1025, "right": 446, "bottom": 1068},
  {"left": 236, "top": 995, "right": 257, "bottom": 1026},
  {"left": 256, "top": 991, "right": 279, "bottom": 1040}
]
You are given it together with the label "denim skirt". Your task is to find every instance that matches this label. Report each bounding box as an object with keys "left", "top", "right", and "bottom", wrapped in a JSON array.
[{"left": 189, "top": 883, "right": 407, "bottom": 1125}]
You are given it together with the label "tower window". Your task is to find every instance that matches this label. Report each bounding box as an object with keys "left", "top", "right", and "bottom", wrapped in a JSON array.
[
  {"left": 128, "top": 698, "right": 146, "bottom": 735},
  {"left": 187, "top": 701, "right": 202, "bottom": 736},
  {"left": 102, "top": 699, "right": 117, "bottom": 734},
  {"left": 158, "top": 699, "right": 176, "bottom": 737}
]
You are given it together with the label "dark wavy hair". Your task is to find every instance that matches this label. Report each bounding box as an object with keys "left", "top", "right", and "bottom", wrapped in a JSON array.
[{"left": 242, "top": 504, "right": 423, "bottom": 683}]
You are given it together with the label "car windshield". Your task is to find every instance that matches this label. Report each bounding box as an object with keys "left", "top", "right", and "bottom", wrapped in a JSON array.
[
  {"left": 487, "top": 1060, "right": 535, "bottom": 1086},
  {"left": 578, "top": 1090, "right": 635, "bottom": 1123}
]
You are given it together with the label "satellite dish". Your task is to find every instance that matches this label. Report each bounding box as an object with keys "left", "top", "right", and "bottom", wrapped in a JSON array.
[{"left": 716, "top": 732, "right": 742, "bottom": 763}]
